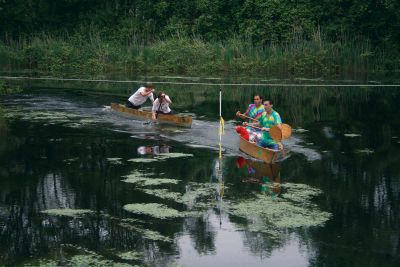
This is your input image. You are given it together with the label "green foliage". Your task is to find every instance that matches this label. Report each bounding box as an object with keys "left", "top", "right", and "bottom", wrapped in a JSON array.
[{"left": 0, "top": 79, "right": 22, "bottom": 95}]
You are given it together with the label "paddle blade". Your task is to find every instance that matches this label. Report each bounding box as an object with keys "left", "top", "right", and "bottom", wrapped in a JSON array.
[
  {"left": 282, "top": 124, "right": 292, "bottom": 139},
  {"left": 269, "top": 125, "right": 282, "bottom": 142}
]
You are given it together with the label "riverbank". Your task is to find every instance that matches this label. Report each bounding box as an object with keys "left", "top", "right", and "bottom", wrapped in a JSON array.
[{"left": 1, "top": 35, "right": 398, "bottom": 80}]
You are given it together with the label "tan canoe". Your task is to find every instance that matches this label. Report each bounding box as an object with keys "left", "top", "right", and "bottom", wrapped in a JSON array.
[
  {"left": 111, "top": 103, "right": 192, "bottom": 127},
  {"left": 238, "top": 135, "right": 283, "bottom": 164}
]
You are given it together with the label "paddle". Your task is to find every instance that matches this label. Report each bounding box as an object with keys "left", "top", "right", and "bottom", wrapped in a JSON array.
[{"left": 237, "top": 112, "right": 258, "bottom": 122}]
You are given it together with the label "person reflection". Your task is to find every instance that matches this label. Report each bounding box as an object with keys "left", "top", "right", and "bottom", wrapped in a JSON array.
[
  {"left": 137, "top": 144, "right": 170, "bottom": 155},
  {"left": 236, "top": 156, "right": 281, "bottom": 196}
]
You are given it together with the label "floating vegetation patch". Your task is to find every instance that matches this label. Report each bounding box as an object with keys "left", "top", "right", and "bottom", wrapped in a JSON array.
[
  {"left": 123, "top": 203, "right": 184, "bottom": 219},
  {"left": 140, "top": 188, "right": 183, "bottom": 203},
  {"left": 24, "top": 254, "right": 136, "bottom": 267},
  {"left": 182, "top": 182, "right": 217, "bottom": 209},
  {"left": 121, "top": 171, "right": 180, "bottom": 186},
  {"left": 128, "top": 158, "right": 159, "bottom": 163},
  {"left": 107, "top": 157, "right": 123, "bottom": 165},
  {"left": 40, "top": 208, "right": 93, "bottom": 218},
  {"left": 294, "top": 128, "right": 309, "bottom": 133},
  {"left": 228, "top": 182, "right": 331, "bottom": 238},
  {"left": 356, "top": 148, "right": 374, "bottom": 154},
  {"left": 119, "top": 223, "right": 171, "bottom": 242},
  {"left": 344, "top": 133, "right": 361, "bottom": 137},
  {"left": 117, "top": 251, "right": 142, "bottom": 261},
  {"left": 2, "top": 109, "right": 104, "bottom": 129},
  {"left": 155, "top": 152, "right": 194, "bottom": 159},
  {"left": 63, "top": 157, "right": 79, "bottom": 163}
]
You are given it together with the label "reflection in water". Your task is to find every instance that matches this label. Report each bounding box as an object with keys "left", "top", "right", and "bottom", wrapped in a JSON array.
[
  {"left": 136, "top": 144, "right": 170, "bottom": 155},
  {"left": 236, "top": 156, "right": 281, "bottom": 196}
]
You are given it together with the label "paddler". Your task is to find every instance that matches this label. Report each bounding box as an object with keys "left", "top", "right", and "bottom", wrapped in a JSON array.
[
  {"left": 236, "top": 94, "right": 264, "bottom": 142},
  {"left": 151, "top": 91, "right": 172, "bottom": 120},
  {"left": 126, "top": 82, "right": 155, "bottom": 109},
  {"left": 257, "top": 99, "right": 282, "bottom": 150}
]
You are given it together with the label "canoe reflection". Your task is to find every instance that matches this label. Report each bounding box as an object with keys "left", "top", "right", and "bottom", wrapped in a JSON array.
[
  {"left": 236, "top": 156, "right": 281, "bottom": 196},
  {"left": 136, "top": 144, "right": 170, "bottom": 155}
]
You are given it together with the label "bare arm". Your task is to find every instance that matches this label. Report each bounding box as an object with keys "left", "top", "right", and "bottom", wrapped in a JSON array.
[
  {"left": 164, "top": 95, "right": 172, "bottom": 104},
  {"left": 140, "top": 88, "right": 155, "bottom": 97}
]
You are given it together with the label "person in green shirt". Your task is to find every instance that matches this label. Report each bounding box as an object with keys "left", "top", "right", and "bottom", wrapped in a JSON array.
[{"left": 257, "top": 99, "right": 282, "bottom": 150}]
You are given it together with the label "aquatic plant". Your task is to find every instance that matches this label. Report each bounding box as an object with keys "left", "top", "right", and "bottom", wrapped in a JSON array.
[
  {"left": 117, "top": 251, "right": 142, "bottom": 260},
  {"left": 155, "top": 152, "right": 194, "bottom": 159},
  {"left": 356, "top": 148, "right": 374, "bottom": 154},
  {"left": 106, "top": 158, "right": 123, "bottom": 165},
  {"left": 123, "top": 203, "right": 184, "bottom": 219},
  {"left": 40, "top": 208, "right": 93, "bottom": 218},
  {"left": 344, "top": 133, "right": 361, "bottom": 137},
  {"left": 119, "top": 223, "right": 172, "bottom": 242},
  {"left": 121, "top": 171, "right": 180, "bottom": 186},
  {"left": 228, "top": 182, "right": 331, "bottom": 237},
  {"left": 140, "top": 188, "right": 183, "bottom": 203},
  {"left": 128, "top": 158, "right": 159, "bottom": 163}
]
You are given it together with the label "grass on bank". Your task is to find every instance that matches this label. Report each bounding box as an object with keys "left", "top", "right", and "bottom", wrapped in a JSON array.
[{"left": 0, "top": 32, "right": 398, "bottom": 78}]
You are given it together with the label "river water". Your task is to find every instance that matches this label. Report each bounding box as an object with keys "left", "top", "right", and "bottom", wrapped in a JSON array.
[{"left": 0, "top": 81, "right": 399, "bottom": 266}]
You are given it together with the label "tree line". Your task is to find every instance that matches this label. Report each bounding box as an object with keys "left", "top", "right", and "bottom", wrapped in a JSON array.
[{"left": 1, "top": 0, "right": 399, "bottom": 46}]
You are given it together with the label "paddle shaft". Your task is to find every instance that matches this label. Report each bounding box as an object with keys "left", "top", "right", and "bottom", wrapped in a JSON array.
[{"left": 237, "top": 113, "right": 258, "bottom": 122}]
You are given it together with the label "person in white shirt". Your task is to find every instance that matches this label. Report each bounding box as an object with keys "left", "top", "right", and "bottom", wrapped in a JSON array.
[
  {"left": 152, "top": 91, "right": 172, "bottom": 120},
  {"left": 126, "top": 82, "right": 155, "bottom": 109}
]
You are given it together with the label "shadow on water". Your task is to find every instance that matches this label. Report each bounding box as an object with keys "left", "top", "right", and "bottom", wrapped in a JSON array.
[{"left": 0, "top": 83, "right": 400, "bottom": 266}]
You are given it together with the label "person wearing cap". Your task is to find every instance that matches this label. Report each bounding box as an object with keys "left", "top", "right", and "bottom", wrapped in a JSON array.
[
  {"left": 126, "top": 82, "right": 155, "bottom": 109},
  {"left": 151, "top": 91, "right": 172, "bottom": 120}
]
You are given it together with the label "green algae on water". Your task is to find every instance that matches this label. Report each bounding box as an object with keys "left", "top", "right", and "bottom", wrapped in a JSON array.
[
  {"left": 344, "top": 133, "right": 361, "bottom": 137},
  {"left": 24, "top": 254, "right": 136, "bottom": 267},
  {"left": 107, "top": 157, "right": 123, "bottom": 165},
  {"left": 356, "top": 148, "right": 374, "bottom": 154},
  {"left": 155, "top": 152, "right": 194, "bottom": 159},
  {"left": 119, "top": 223, "right": 172, "bottom": 242},
  {"left": 228, "top": 182, "right": 331, "bottom": 237},
  {"left": 128, "top": 158, "right": 159, "bottom": 163},
  {"left": 117, "top": 251, "right": 142, "bottom": 260},
  {"left": 123, "top": 203, "right": 184, "bottom": 219},
  {"left": 140, "top": 188, "right": 183, "bottom": 203},
  {"left": 40, "top": 208, "right": 93, "bottom": 218},
  {"left": 122, "top": 171, "right": 180, "bottom": 186}
]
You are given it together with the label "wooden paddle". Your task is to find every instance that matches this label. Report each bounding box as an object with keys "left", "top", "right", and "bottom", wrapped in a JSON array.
[{"left": 237, "top": 113, "right": 258, "bottom": 122}]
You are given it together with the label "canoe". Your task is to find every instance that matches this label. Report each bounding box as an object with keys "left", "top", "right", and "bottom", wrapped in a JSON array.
[
  {"left": 238, "top": 135, "right": 283, "bottom": 164},
  {"left": 111, "top": 103, "right": 192, "bottom": 127}
]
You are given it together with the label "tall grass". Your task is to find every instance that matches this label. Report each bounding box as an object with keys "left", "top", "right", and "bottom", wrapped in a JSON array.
[{"left": 0, "top": 31, "right": 398, "bottom": 79}]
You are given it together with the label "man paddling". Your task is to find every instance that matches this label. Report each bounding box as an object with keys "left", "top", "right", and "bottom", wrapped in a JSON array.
[
  {"left": 236, "top": 94, "right": 264, "bottom": 141},
  {"left": 236, "top": 94, "right": 264, "bottom": 122},
  {"left": 151, "top": 91, "right": 172, "bottom": 120},
  {"left": 126, "top": 82, "right": 155, "bottom": 109},
  {"left": 257, "top": 99, "right": 282, "bottom": 150}
]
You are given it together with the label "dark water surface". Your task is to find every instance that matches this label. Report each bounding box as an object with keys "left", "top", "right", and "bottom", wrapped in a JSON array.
[{"left": 0, "top": 84, "right": 399, "bottom": 266}]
